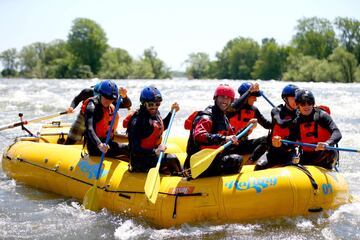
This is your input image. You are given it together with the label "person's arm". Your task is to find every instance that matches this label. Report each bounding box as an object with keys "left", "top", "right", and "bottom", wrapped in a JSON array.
[
  {"left": 193, "top": 117, "right": 226, "bottom": 145},
  {"left": 162, "top": 111, "right": 172, "bottom": 130},
  {"left": 320, "top": 112, "right": 342, "bottom": 146},
  {"left": 70, "top": 88, "right": 94, "bottom": 109},
  {"left": 119, "top": 96, "right": 132, "bottom": 109},
  {"left": 228, "top": 91, "right": 251, "bottom": 113},
  {"left": 254, "top": 107, "right": 272, "bottom": 129},
  {"left": 84, "top": 101, "right": 102, "bottom": 147}
]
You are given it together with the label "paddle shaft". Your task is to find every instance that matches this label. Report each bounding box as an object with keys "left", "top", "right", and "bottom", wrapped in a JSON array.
[
  {"left": 225, "top": 123, "right": 254, "bottom": 147},
  {"left": 95, "top": 96, "right": 122, "bottom": 180},
  {"left": 0, "top": 111, "right": 68, "bottom": 131},
  {"left": 281, "top": 139, "right": 359, "bottom": 153},
  {"left": 260, "top": 91, "right": 276, "bottom": 108},
  {"left": 155, "top": 109, "right": 177, "bottom": 167}
]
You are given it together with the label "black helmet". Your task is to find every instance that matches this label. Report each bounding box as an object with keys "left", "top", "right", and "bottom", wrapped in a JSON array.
[{"left": 295, "top": 89, "right": 315, "bottom": 105}]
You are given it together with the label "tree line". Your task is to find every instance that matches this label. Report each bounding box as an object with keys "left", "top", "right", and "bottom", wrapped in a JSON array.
[{"left": 1, "top": 17, "right": 359, "bottom": 82}]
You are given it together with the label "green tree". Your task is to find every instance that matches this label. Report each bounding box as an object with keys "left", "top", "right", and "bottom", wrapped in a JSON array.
[
  {"left": 215, "top": 37, "right": 259, "bottom": 79},
  {"left": 67, "top": 18, "right": 108, "bottom": 75},
  {"left": 0, "top": 48, "right": 18, "bottom": 77},
  {"left": 130, "top": 60, "right": 154, "bottom": 79},
  {"left": 142, "top": 47, "right": 171, "bottom": 79},
  {"left": 99, "top": 48, "right": 133, "bottom": 79},
  {"left": 355, "top": 66, "right": 360, "bottom": 82},
  {"left": 334, "top": 17, "right": 360, "bottom": 63},
  {"left": 18, "top": 42, "right": 47, "bottom": 78},
  {"left": 185, "top": 52, "right": 210, "bottom": 79},
  {"left": 292, "top": 17, "right": 338, "bottom": 59},
  {"left": 313, "top": 59, "right": 342, "bottom": 82},
  {"left": 328, "top": 47, "right": 358, "bottom": 83},
  {"left": 283, "top": 54, "right": 318, "bottom": 81},
  {"left": 251, "top": 38, "right": 288, "bottom": 80},
  {"left": 43, "top": 40, "right": 73, "bottom": 78}
]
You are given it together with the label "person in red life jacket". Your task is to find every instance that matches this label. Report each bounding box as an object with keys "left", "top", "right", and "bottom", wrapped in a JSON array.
[
  {"left": 125, "top": 86, "right": 182, "bottom": 175},
  {"left": 272, "top": 89, "right": 342, "bottom": 169},
  {"left": 83, "top": 80, "right": 129, "bottom": 157},
  {"left": 184, "top": 84, "right": 257, "bottom": 178},
  {"left": 254, "top": 84, "right": 299, "bottom": 170},
  {"left": 65, "top": 80, "right": 132, "bottom": 145},
  {"left": 227, "top": 82, "right": 271, "bottom": 164}
]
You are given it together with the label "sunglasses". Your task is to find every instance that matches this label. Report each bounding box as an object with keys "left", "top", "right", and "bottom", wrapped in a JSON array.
[
  {"left": 299, "top": 101, "right": 314, "bottom": 106},
  {"left": 144, "top": 101, "right": 161, "bottom": 108}
]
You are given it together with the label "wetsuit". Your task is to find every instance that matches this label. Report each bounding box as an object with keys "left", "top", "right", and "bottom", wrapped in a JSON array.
[
  {"left": 287, "top": 107, "right": 341, "bottom": 169},
  {"left": 185, "top": 105, "right": 243, "bottom": 178},
  {"left": 65, "top": 88, "right": 131, "bottom": 144},
  {"left": 227, "top": 95, "right": 272, "bottom": 162},
  {"left": 84, "top": 95, "right": 129, "bottom": 157},
  {"left": 127, "top": 105, "right": 181, "bottom": 175},
  {"left": 255, "top": 104, "right": 297, "bottom": 170}
]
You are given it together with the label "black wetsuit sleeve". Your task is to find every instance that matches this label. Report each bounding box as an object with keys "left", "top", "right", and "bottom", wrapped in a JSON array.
[
  {"left": 319, "top": 112, "right": 342, "bottom": 146},
  {"left": 84, "top": 101, "right": 102, "bottom": 147},
  {"left": 162, "top": 111, "right": 172, "bottom": 130},
  {"left": 70, "top": 88, "right": 94, "bottom": 109},
  {"left": 118, "top": 96, "right": 132, "bottom": 109},
  {"left": 254, "top": 107, "right": 272, "bottom": 129},
  {"left": 128, "top": 116, "right": 156, "bottom": 155},
  {"left": 227, "top": 90, "right": 252, "bottom": 117}
]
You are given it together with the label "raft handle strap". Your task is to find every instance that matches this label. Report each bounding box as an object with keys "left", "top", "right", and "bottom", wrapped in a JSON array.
[
  {"left": 292, "top": 164, "right": 318, "bottom": 190},
  {"left": 172, "top": 192, "right": 204, "bottom": 219}
]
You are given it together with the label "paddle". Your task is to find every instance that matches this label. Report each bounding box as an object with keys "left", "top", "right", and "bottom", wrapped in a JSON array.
[
  {"left": 144, "top": 109, "right": 177, "bottom": 204},
  {"left": 0, "top": 111, "right": 68, "bottom": 131},
  {"left": 260, "top": 91, "right": 275, "bottom": 108},
  {"left": 281, "top": 140, "right": 360, "bottom": 153},
  {"left": 83, "top": 96, "right": 122, "bottom": 211},
  {"left": 190, "top": 123, "right": 254, "bottom": 179}
]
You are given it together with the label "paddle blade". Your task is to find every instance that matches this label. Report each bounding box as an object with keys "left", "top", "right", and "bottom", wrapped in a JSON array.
[
  {"left": 83, "top": 182, "right": 100, "bottom": 211},
  {"left": 144, "top": 167, "right": 161, "bottom": 204},
  {"left": 190, "top": 147, "right": 224, "bottom": 179}
]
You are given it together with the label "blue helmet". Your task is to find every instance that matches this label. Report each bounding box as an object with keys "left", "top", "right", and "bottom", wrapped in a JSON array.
[
  {"left": 238, "top": 82, "right": 261, "bottom": 96},
  {"left": 281, "top": 84, "right": 299, "bottom": 99},
  {"left": 140, "top": 86, "right": 162, "bottom": 103},
  {"left": 295, "top": 89, "right": 315, "bottom": 105},
  {"left": 93, "top": 81, "right": 103, "bottom": 95},
  {"left": 98, "top": 80, "right": 118, "bottom": 100}
]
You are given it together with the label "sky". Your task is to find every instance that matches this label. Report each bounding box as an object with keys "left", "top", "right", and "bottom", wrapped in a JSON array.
[{"left": 0, "top": 0, "right": 359, "bottom": 71}]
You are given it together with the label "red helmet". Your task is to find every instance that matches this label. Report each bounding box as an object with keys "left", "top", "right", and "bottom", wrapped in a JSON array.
[{"left": 214, "top": 84, "right": 235, "bottom": 100}]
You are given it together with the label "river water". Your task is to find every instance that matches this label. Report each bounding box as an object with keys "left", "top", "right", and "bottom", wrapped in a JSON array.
[{"left": 0, "top": 78, "right": 359, "bottom": 240}]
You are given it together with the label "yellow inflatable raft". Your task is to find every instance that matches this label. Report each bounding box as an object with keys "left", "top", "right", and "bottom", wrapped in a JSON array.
[{"left": 1, "top": 122, "right": 351, "bottom": 227}]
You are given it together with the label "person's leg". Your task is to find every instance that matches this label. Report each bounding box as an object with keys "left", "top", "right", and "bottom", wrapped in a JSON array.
[
  {"left": 65, "top": 113, "right": 85, "bottom": 145},
  {"left": 160, "top": 153, "right": 182, "bottom": 176},
  {"left": 107, "top": 141, "right": 129, "bottom": 158}
]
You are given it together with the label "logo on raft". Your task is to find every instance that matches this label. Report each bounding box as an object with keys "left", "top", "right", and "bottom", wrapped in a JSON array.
[
  {"left": 77, "top": 159, "right": 109, "bottom": 180},
  {"left": 322, "top": 183, "right": 333, "bottom": 195},
  {"left": 168, "top": 186, "right": 195, "bottom": 194},
  {"left": 224, "top": 176, "right": 278, "bottom": 193}
]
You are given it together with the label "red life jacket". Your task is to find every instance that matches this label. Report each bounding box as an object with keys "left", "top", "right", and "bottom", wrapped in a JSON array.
[
  {"left": 184, "top": 111, "right": 200, "bottom": 130},
  {"left": 299, "top": 107, "right": 331, "bottom": 152},
  {"left": 123, "top": 110, "right": 164, "bottom": 150},
  {"left": 271, "top": 105, "right": 294, "bottom": 139},
  {"left": 81, "top": 97, "right": 119, "bottom": 139},
  {"left": 122, "top": 111, "right": 136, "bottom": 128},
  {"left": 271, "top": 115, "right": 293, "bottom": 139},
  {"left": 229, "top": 108, "right": 255, "bottom": 132}
]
